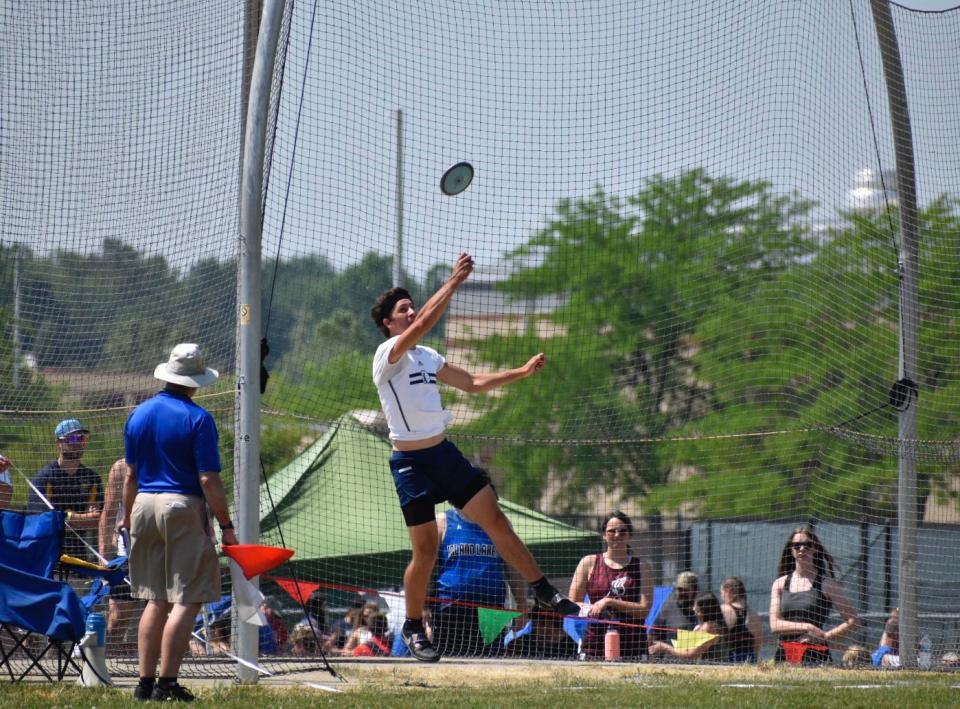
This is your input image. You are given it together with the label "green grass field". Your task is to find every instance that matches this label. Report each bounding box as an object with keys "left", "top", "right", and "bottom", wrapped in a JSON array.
[{"left": 1, "top": 663, "right": 957, "bottom": 708}]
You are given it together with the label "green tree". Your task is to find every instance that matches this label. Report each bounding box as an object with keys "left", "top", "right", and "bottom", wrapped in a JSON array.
[
  {"left": 649, "top": 196, "right": 960, "bottom": 520},
  {"left": 462, "top": 170, "right": 815, "bottom": 512}
]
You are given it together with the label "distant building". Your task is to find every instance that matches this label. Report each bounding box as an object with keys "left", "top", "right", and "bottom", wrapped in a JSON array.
[
  {"left": 445, "top": 255, "right": 566, "bottom": 352},
  {"left": 40, "top": 369, "right": 158, "bottom": 409},
  {"left": 443, "top": 255, "right": 566, "bottom": 425}
]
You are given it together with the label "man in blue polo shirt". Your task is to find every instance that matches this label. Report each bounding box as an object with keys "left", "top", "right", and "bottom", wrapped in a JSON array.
[{"left": 120, "top": 343, "right": 238, "bottom": 702}]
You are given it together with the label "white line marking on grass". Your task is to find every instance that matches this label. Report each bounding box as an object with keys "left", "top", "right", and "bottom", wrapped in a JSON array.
[
  {"left": 304, "top": 682, "right": 342, "bottom": 693},
  {"left": 725, "top": 683, "right": 934, "bottom": 690}
]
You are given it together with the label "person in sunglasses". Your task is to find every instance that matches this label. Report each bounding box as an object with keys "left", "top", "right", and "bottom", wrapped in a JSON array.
[
  {"left": 769, "top": 527, "right": 859, "bottom": 664},
  {"left": 27, "top": 418, "right": 104, "bottom": 560},
  {"left": 568, "top": 511, "right": 653, "bottom": 659}
]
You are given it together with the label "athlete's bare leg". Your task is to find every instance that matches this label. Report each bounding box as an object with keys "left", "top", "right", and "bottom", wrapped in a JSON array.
[{"left": 403, "top": 520, "right": 440, "bottom": 620}]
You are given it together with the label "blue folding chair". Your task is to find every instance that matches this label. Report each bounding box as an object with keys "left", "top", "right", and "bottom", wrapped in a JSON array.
[{"left": 0, "top": 510, "right": 116, "bottom": 682}]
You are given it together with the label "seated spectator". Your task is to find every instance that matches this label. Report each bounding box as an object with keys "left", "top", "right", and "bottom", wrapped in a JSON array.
[
  {"left": 290, "top": 591, "right": 330, "bottom": 654},
  {"left": 649, "top": 570, "right": 700, "bottom": 644},
  {"left": 842, "top": 645, "right": 871, "bottom": 668},
  {"left": 941, "top": 652, "right": 960, "bottom": 668},
  {"left": 326, "top": 598, "right": 364, "bottom": 653},
  {"left": 343, "top": 601, "right": 381, "bottom": 654},
  {"left": 259, "top": 600, "right": 289, "bottom": 655},
  {"left": 190, "top": 615, "right": 231, "bottom": 656},
  {"left": 769, "top": 527, "right": 859, "bottom": 665},
  {"left": 290, "top": 624, "right": 319, "bottom": 656},
  {"left": 872, "top": 610, "right": 900, "bottom": 669},
  {"left": 293, "top": 590, "right": 328, "bottom": 635},
  {"left": 720, "top": 576, "right": 762, "bottom": 662},
  {"left": 352, "top": 612, "right": 392, "bottom": 657},
  {"left": 648, "top": 592, "right": 727, "bottom": 662},
  {"left": 568, "top": 511, "right": 652, "bottom": 659}
]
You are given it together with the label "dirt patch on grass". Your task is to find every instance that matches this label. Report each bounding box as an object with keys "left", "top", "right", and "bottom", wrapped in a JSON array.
[{"left": 263, "top": 658, "right": 918, "bottom": 692}]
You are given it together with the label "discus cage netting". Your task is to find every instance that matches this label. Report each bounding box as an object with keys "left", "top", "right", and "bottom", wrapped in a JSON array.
[{"left": 2, "top": 0, "right": 960, "bottom": 678}]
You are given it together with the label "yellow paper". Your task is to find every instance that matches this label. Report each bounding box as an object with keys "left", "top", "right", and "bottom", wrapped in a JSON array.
[
  {"left": 60, "top": 554, "right": 110, "bottom": 572},
  {"left": 671, "top": 629, "right": 716, "bottom": 650}
]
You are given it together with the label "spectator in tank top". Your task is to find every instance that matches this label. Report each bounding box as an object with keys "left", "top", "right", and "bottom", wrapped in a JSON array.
[
  {"left": 720, "top": 576, "right": 762, "bottom": 662},
  {"left": 769, "top": 527, "right": 859, "bottom": 665},
  {"left": 568, "top": 511, "right": 653, "bottom": 659}
]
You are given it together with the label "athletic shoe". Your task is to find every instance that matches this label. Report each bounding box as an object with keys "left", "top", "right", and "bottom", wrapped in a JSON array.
[
  {"left": 133, "top": 685, "right": 154, "bottom": 701},
  {"left": 401, "top": 625, "right": 441, "bottom": 662},
  {"left": 152, "top": 682, "right": 195, "bottom": 702},
  {"left": 538, "top": 592, "right": 581, "bottom": 617}
]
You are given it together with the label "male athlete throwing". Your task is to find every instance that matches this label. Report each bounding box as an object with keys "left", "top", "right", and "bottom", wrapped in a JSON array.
[{"left": 371, "top": 252, "right": 580, "bottom": 662}]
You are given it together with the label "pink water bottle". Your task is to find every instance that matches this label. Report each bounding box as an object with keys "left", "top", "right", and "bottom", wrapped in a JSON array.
[{"left": 604, "top": 625, "right": 621, "bottom": 661}]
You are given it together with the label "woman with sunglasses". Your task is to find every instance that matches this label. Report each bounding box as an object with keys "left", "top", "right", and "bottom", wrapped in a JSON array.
[
  {"left": 568, "top": 511, "right": 653, "bottom": 659},
  {"left": 769, "top": 527, "right": 859, "bottom": 664}
]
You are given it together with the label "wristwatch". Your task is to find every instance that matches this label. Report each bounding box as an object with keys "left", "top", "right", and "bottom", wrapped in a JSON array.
[{"left": 219, "top": 520, "right": 234, "bottom": 531}]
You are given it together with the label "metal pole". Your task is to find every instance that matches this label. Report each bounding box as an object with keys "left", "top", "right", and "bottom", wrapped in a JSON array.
[
  {"left": 236, "top": 0, "right": 286, "bottom": 684},
  {"left": 870, "top": 0, "right": 920, "bottom": 668},
  {"left": 394, "top": 109, "right": 404, "bottom": 286},
  {"left": 12, "top": 246, "right": 21, "bottom": 389}
]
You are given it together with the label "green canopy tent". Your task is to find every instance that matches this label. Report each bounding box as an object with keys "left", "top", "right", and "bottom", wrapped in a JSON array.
[{"left": 257, "top": 417, "right": 597, "bottom": 592}]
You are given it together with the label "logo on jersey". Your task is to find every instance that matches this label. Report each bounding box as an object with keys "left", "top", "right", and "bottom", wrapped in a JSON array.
[
  {"left": 610, "top": 575, "right": 631, "bottom": 598},
  {"left": 409, "top": 370, "right": 437, "bottom": 385},
  {"left": 446, "top": 543, "right": 497, "bottom": 559}
]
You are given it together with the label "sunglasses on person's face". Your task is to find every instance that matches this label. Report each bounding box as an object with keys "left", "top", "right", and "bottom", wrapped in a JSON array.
[
  {"left": 605, "top": 528, "right": 630, "bottom": 537},
  {"left": 59, "top": 433, "right": 87, "bottom": 445},
  {"left": 791, "top": 541, "right": 814, "bottom": 551}
]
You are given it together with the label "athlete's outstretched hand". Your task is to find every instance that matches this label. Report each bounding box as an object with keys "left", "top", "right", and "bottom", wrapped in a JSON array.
[
  {"left": 524, "top": 353, "right": 546, "bottom": 377},
  {"left": 450, "top": 252, "right": 475, "bottom": 286}
]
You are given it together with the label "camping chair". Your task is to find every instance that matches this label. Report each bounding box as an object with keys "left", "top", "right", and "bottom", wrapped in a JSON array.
[{"left": 0, "top": 509, "right": 119, "bottom": 682}]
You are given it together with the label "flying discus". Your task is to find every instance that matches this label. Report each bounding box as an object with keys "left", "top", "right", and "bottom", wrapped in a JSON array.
[{"left": 440, "top": 162, "right": 474, "bottom": 196}]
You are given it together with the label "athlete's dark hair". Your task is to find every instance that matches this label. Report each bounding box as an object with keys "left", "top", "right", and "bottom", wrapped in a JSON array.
[{"left": 371, "top": 287, "right": 413, "bottom": 338}]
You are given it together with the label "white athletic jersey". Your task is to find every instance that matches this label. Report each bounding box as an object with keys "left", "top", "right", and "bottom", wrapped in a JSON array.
[{"left": 373, "top": 336, "right": 453, "bottom": 442}]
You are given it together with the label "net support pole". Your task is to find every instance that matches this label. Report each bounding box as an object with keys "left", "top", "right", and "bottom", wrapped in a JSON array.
[
  {"left": 12, "top": 246, "right": 22, "bottom": 389},
  {"left": 236, "top": 0, "right": 286, "bottom": 684},
  {"left": 870, "top": 0, "right": 920, "bottom": 668},
  {"left": 394, "top": 109, "right": 404, "bottom": 285}
]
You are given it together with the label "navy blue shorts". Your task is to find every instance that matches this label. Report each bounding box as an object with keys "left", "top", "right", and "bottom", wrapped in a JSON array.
[{"left": 389, "top": 440, "right": 487, "bottom": 526}]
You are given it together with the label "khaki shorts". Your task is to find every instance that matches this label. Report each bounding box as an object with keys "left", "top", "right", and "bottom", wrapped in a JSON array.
[{"left": 129, "top": 492, "right": 220, "bottom": 603}]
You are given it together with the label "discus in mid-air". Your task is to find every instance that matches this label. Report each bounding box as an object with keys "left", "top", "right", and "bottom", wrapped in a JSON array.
[{"left": 440, "top": 161, "right": 474, "bottom": 196}]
